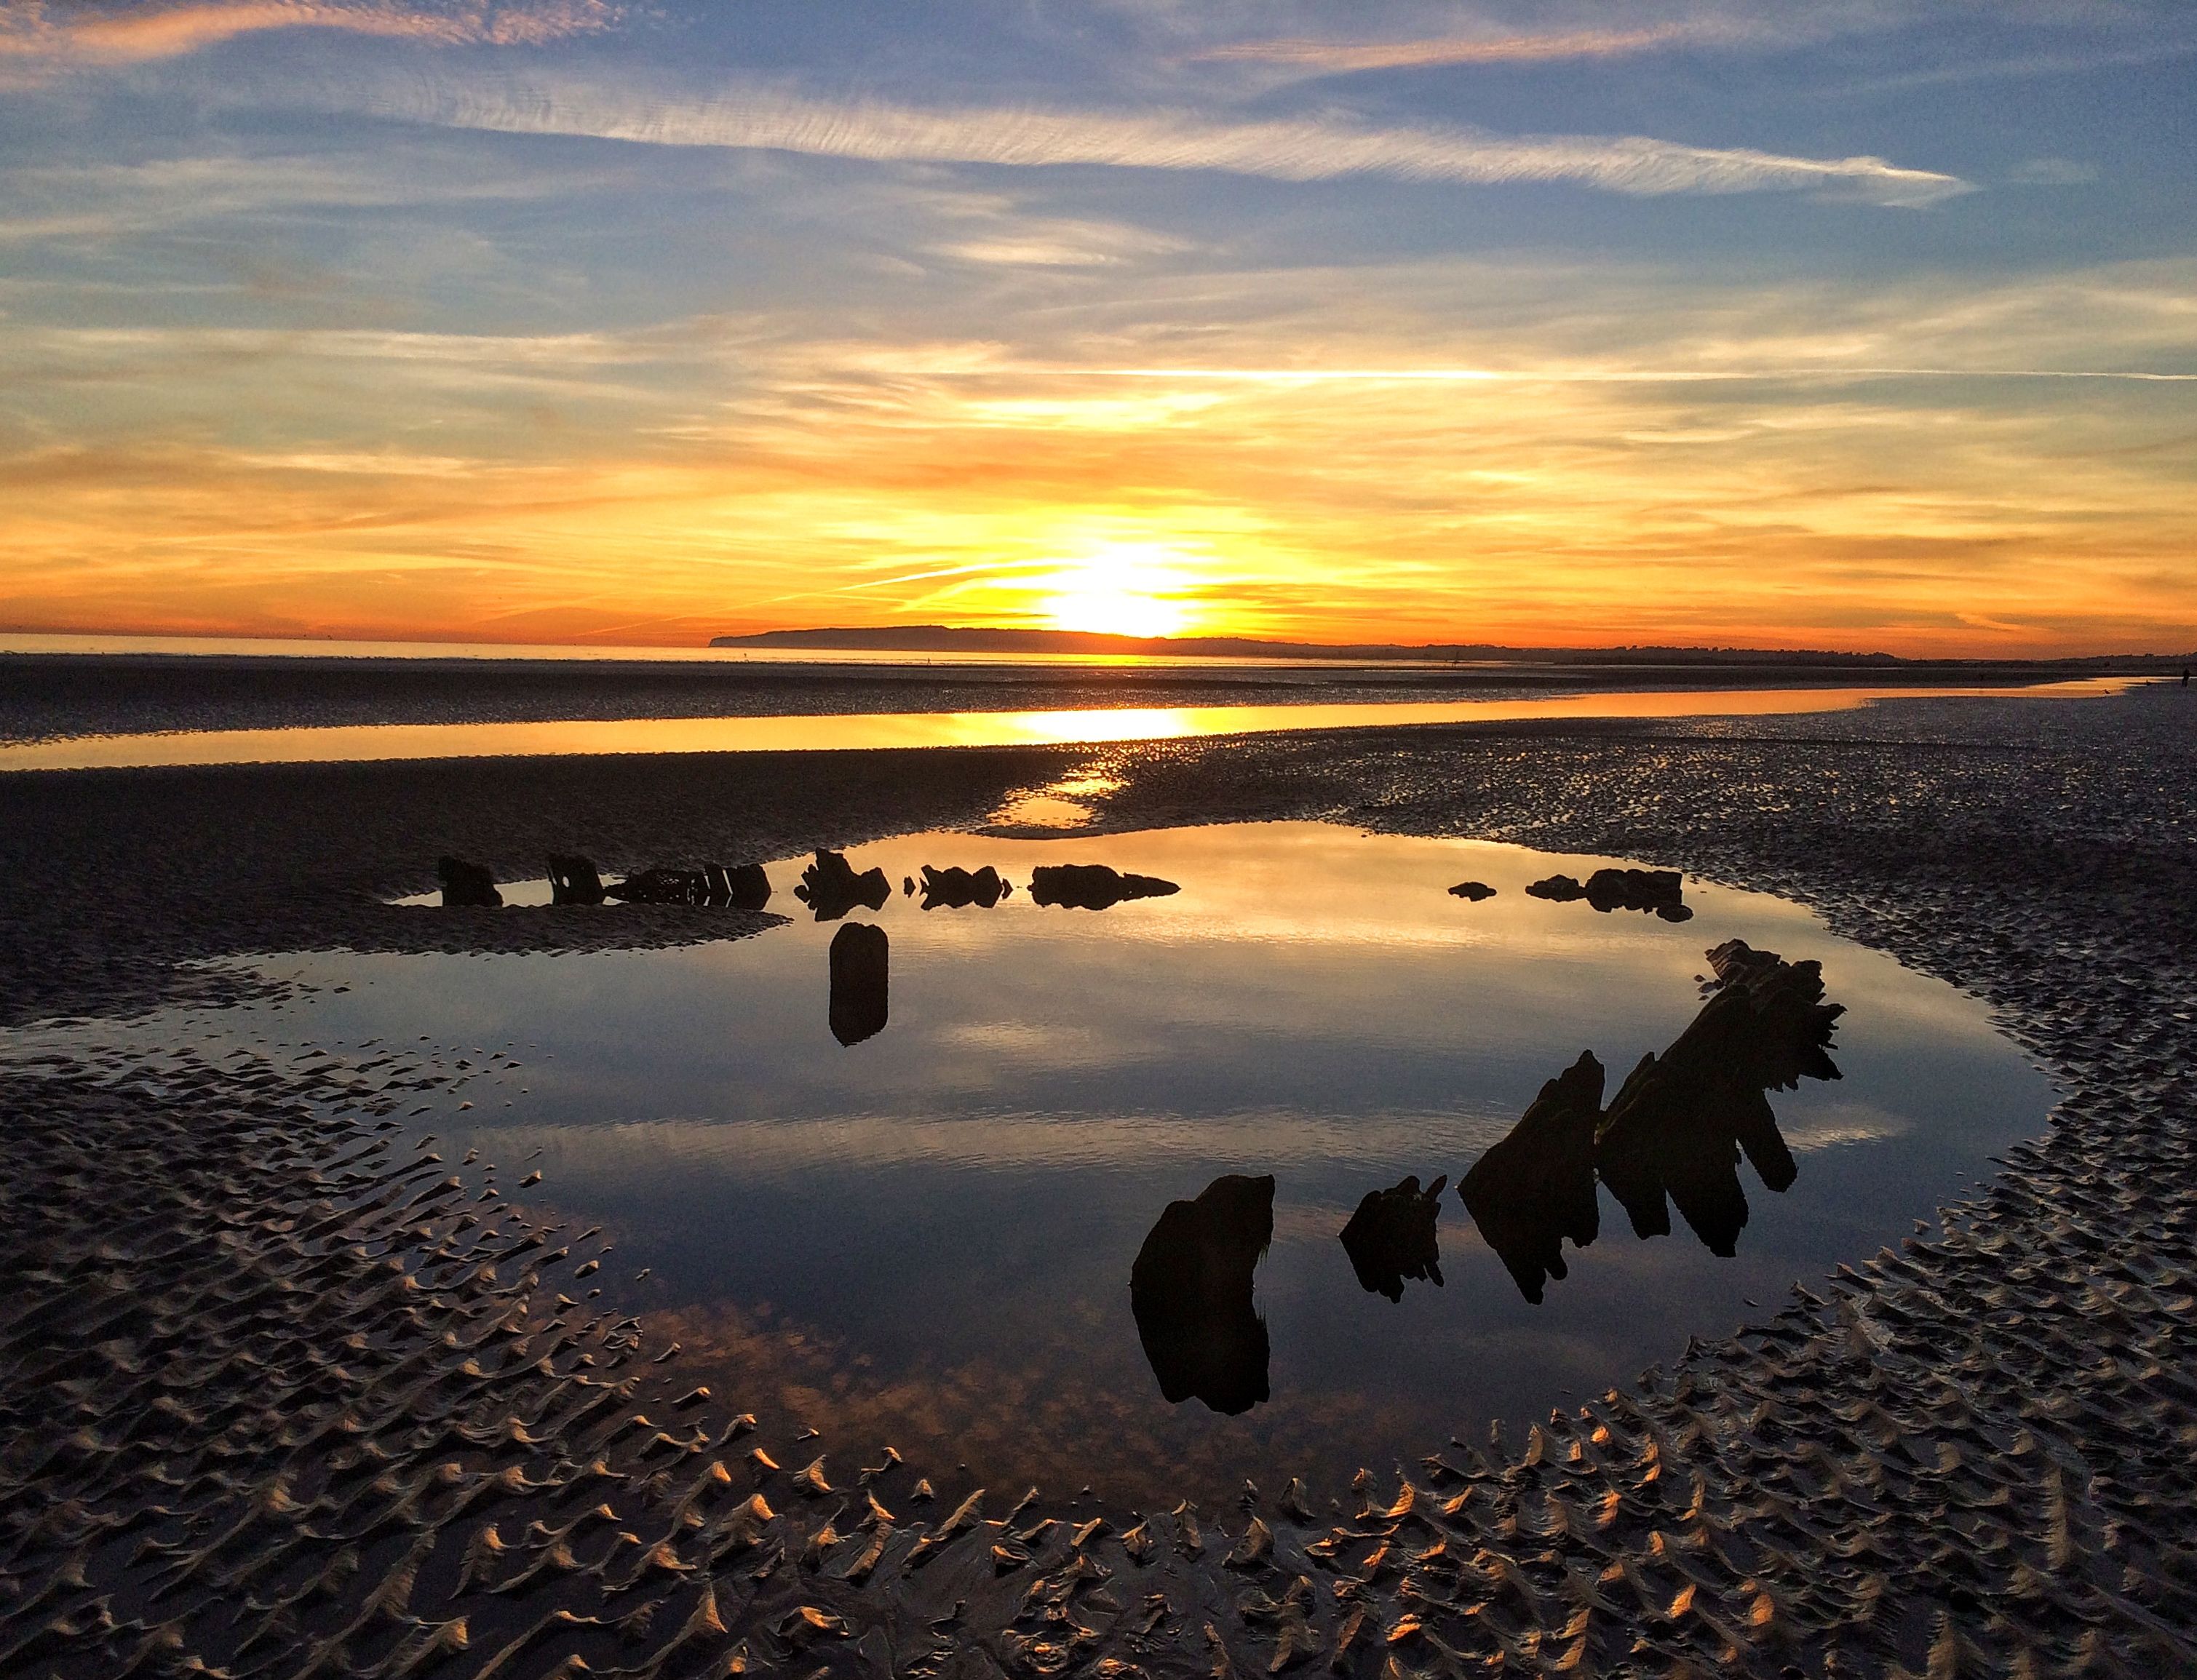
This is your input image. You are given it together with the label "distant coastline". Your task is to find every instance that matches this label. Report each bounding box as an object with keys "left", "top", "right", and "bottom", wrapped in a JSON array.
[
  {"left": 711, "top": 625, "right": 2192, "bottom": 671},
  {"left": 1, "top": 627, "right": 2187, "bottom": 672}
]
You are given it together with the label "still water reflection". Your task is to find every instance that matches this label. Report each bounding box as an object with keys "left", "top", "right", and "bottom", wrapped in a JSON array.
[
  {"left": 279, "top": 824, "right": 2049, "bottom": 1504},
  {"left": 0, "top": 678, "right": 2138, "bottom": 771}
]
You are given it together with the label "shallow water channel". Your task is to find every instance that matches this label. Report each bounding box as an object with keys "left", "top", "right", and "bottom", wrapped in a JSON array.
[
  {"left": 60, "top": 821, "right": 2059, "bottom": 1507},
  {"left": 0, "top": 677, "right": 2136, "bottom": 770}
]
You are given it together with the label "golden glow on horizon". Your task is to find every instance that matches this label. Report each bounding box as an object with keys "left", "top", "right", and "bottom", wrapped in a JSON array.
[
  {"left": 2, "top": 0, "right": 2193, "bottom": 665},
  {"left": 3, "top": 266, "right": 2193, "bottom": 658},
  {"left": 1036, "top": 544, "right": 1202, "bottom": 640}
]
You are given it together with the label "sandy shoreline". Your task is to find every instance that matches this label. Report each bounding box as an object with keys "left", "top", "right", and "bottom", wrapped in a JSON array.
[
  {"left": 0, "top": 650, "right": 2113, "bottom": 745},
  {"left": 5, "top": 684, "right": 2195, "bottom": 1676},
  {"left": 0, "top": 654, "right": 1579, "bottom": 744},
  {"left": 0, "top": 744, "right": 1080, "bottom": 1030}
]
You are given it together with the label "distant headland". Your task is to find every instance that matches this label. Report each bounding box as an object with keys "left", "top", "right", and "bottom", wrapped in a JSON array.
[{"left": 711, "top": 626, "right": 2190, "bottom": 669}]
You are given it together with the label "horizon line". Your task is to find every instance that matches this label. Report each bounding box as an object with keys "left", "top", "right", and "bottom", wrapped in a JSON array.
[{"left": 7, "top": 627, "right": 2193, "bottom": 666}]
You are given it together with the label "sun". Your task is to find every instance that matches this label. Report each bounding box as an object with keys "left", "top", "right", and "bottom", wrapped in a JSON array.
[{"left": 1036, "top": 544, "right": 1199, "bottom": 640}]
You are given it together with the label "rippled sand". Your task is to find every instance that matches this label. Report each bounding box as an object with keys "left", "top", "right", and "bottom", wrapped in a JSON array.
[{"left": 4, "top": 682, "right": 2193, "bottom": 1676}]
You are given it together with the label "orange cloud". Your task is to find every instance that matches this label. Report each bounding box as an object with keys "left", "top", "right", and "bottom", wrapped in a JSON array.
[
  {"left": 4, "top": 363, "right": 2190, "bottom": 657},
  {"left": 0, "top": 0, "right": 612, "bottom": 68},
  {"left": 4, "top": 257, "right": 2191, "bottom": 659}
]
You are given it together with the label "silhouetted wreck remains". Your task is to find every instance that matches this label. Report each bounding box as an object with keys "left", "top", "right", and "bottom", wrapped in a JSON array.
[
  {"left": 1586, "top": 867, "right": 1693, "bottom": 920},
  {"left": 547, "top": 854, "right": 606, "bottom": 905},
  {"left": 1458, "top": 1052, "right": 1605, "bottom": 1305},
  {"left": 605, "top": 867, "right": 709, "bottom": 904},
  {"left": 436, "top": 856, "right": 501, "bottom": 907},
  {"left": 1525, "top": 873, "right": 1587, "bottom": 902},
  {"left": 1526, "top": 867, "right": 1692, "bottom": 921},
  {"left": 795, "top": 850, "right": 891, "bottom": 921},
  {"left": 1339, "top": 1174, "right": 1447, "bottom": 1301},
  {"left": 1460, "top": 941, "right": 1842, "bottom": 1299},
  {"left": 1447, "top": 881, "right": 1496, "bottom": 901},
  {"left": 718, "top": 863, "right": 774, "bottom": 910},
  {"left": 1030, "top": 864, "right": 1180, "bottom": 911},
  {"left": 827, "top": 922, "right": 890, "bottom": 1046},
  {"left": 1595, "top": 939, "right": 1827, "bottom": 1251},
  {"left": 601, "top": 861, "right": 771, "bottom": 909},
  {"left": 1129, "top": 1174, "right": 1274, "bottom": 1414},
  {"left": 918, "top": 864, "right": 1009, "bottom": 909}
]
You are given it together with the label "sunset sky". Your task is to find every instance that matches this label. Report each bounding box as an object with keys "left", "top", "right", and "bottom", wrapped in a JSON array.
[{"left": 1, "top": 1, "right": 2191, "bottom": 655}]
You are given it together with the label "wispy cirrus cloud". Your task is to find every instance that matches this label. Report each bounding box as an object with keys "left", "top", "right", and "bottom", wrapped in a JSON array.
[
  {"left": 933, "top": 213, "right": 1189, "bottom": 269},
  {"left": 1172, "top": 4, "right": 2197, "bottom": 95},
  {"left": 1072, "top": 365, "right": 2197, "bottom": 383},
  {"left": 1192, "top": 22, "right": 1741, "bottom": 74},
  {"left": 0, "top": 148, "right": 622, "bottom": 247},
  {"left": 0, "top": 0, "right": 613, "bottom": 72},
  {"left": 354, "top": 77, "right": 1973, "bottom": 207}
]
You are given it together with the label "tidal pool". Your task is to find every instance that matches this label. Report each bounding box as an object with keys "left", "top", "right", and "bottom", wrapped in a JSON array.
[{"left": 126, "top": 823, "right": 2063, "bottom": 1505}]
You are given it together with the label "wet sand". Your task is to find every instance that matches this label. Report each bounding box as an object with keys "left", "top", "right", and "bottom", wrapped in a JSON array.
[
  {"left": 0, "top": 744, "right": 1076, "bottom": 1030},
  {"left": 0, "top": 649, "right": 2101, "bottom": 744},
  {"left": 0, "top": 679, "right": 2137, "bottom": 773},
  {"left": 4, "top": 682, "right": 2194, "bottom": 1676},
  {"left": 0, "top": 653, "right": 1581, "bottom": 744}
]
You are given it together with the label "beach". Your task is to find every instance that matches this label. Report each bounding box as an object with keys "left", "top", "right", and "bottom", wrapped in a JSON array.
[
  {"left": 0, "top": 649, "right": 2110, "bottom": 747},
  {"left": 4, "top": 680, "right": 2194, "bottom": 1677},
  {"left": 12, "top": 0, "right": 2191, "bottom": 1668},
  {"left": 0, "top": 651, "right": 1584, "bottom": 747}
]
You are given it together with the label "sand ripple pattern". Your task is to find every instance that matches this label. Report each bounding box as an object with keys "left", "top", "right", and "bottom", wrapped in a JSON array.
[{"left": 1, "top": 683, "right": 2194, "bottom": 1676}]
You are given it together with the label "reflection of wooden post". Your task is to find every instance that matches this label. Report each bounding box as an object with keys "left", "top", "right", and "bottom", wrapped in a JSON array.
[
  {"left": 1458, "top": 1052, "right": 1603, "bottom": 1304},
  {"left": 1595, "top": 944, "right": 1835, "bottom": 1252},
  {"left": 1338, "top": 1173, "right": 1447, "bottom": 1302},
  {"left": 828, "top": 923, "right": 890, "bottom": 1046},
  {"left": 1130, "top": 1174, "right": 1274, "bottom": 1414},
  {"left": 1459, "top": 942, "right": 1840, "bottom": 1300}
]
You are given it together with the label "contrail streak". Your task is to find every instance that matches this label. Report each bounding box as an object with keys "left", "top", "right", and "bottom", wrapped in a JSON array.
[{"left": 353, "top": 76, "right": 1974, "bottom": 207}]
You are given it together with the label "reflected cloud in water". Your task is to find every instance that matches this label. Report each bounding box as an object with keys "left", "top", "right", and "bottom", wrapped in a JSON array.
[{"left": 196, "top": 822, "right": 2049, "bottom": 1505}]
